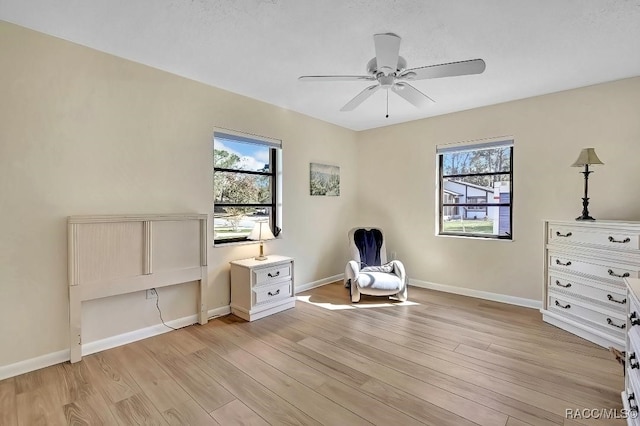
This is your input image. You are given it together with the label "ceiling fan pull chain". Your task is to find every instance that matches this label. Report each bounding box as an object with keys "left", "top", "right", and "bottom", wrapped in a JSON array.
[{"left": 386, "top": 89, "right": 389, "bottom": 118}]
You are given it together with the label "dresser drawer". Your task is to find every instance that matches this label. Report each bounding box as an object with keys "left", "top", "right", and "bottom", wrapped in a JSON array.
[
  {"left": 253, "top": 262, "right": 292, "bottom": 286},
  {"left": 629, "top": 295, "right": 640, "bottom": 340},
  {"left": 628, "top": 338, "right": 640, "bottom": 378},
  {"left": 254, "top": 280, "right": 292, "bottom": 305},
  {"left": 628, "top": 369, "right": 640, "bottom": 418},
  {"left": 549, "top": 273, "right": 626, "bottom": 310},
  {"left": 622, "top": 390, "right": 640, "bottom": 426},
  {"left": 549, "top": 224, "right": 640, "bottom": 251},
  {"left": 549, "top": 254, "right": 640, "bottom": 284},
  {"left": 548, "top": 295, "right": 626, "bottom": 336}
]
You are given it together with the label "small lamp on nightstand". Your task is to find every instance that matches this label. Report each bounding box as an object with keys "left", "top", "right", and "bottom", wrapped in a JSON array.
[
  {"left": 247, "top": 221, "right": 275, "bottom": 261},
  {"left": 571, "top": 148, "right": 604, "bottom": 221}
]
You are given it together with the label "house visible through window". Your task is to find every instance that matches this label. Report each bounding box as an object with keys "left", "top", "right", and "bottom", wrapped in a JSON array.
[
  {"left": 213, "top": 131, "right": 282, "bottom": 244},
  {"left": 437, "top": 139, "right": 513, "bottom": 239}
]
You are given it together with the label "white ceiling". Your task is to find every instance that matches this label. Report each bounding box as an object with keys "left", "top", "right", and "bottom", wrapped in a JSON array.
[{"left": 1, "top": 0, "right": 639, "bottom": 131}]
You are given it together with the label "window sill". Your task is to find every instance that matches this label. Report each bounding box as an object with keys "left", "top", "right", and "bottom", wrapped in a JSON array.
[
  {"left": 213, "top": 237, "right": 282, "bottom": 248},
  {"left": 436, "top": 233, "right": 514, "bottom": 242},
  {"left": 213, "top": 239, "right": 254, "bottom": 248}
]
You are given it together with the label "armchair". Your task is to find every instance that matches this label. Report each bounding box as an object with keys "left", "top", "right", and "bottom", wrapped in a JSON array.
[{"left": 344, "top": 227, "right": 407, "bottom": 303}]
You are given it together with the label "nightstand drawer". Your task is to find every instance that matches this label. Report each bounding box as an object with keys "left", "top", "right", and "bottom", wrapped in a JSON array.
[
  {"left": 254, "top": 280, "right": 292, "bottom": 305},
  {"left": 254, "top": 262, "right": 292, "bottom": 286},
  {"left": 549, "top": 225, "right": 640, "bottom": 251}
]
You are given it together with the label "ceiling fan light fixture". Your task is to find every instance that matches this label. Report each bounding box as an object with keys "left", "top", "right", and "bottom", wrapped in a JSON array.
[{"left": 379, "top": 75, "right": 395, "bottom": 88}]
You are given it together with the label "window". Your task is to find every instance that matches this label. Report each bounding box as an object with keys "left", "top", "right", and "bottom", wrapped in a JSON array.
[
  {"left": 437, "top": 139, "right": 513, "bottom": 239},
  {"left": 213, "top": 130, "right": 282, "bottom": 244}
]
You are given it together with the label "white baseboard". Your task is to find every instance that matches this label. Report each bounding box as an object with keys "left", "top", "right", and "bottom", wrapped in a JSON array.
[
  {"left": 207, "top": 305, "right": 232, "bottom": 319},
  {"left": 409, "top": 278, "right": 541, "bottom": 309},
  {"left": 0, "top": 349, "right": 69, "bottom": 382},
  {"left": 0, "top": 305, "right": 231, "bottom": 381},
  {"left": 296, "top": 274, "right": 344, "bottom": 293},
  {"left": 1, "top": 275, "right": 539, "bottom": 381}
]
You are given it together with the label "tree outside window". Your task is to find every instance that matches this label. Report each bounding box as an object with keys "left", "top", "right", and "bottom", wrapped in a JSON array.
[{"left": 213, "top": 133, "right": 280, "bottom": 244}]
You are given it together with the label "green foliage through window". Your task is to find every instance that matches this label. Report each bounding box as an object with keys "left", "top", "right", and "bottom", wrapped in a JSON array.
[{"left": 213, "top": 135, "right": 279, "bottom": 243}]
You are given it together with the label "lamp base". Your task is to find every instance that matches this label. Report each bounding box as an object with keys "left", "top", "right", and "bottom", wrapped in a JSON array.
[
  {"left": 575, "top": 197, "right": 595, "bottom": 221},
  {"left": 254, "top": 240, "right": 268, "bottom": 261}
]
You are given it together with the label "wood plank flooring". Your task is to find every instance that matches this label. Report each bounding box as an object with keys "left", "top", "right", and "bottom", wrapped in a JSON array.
[{"left": 1, "top": 283, "right": 627, "bottom": 425}]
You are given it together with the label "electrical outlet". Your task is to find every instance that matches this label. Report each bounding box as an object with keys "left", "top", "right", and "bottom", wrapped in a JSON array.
[{"left": 146, "top": 288, "right": 157, "bottom": 299}]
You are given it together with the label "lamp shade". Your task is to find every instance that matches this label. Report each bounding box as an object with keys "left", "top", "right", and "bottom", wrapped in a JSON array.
[
  {"left": 571, "top": 148, "right": 604, "bottom": 167},
  {"left": 247, "top": 221, "right": 275, "bottom": 241}
]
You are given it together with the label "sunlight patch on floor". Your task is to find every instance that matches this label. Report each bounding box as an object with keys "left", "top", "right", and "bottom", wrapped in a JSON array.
[{"left": 296, "top": 295, "right": 420, "bottom": 310}]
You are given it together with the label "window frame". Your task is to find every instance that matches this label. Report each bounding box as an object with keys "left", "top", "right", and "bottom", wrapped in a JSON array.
[
  {"left": 437, "top": 140, "right": 513, "bottom": 240},
  {"left": 213, "top": 130, "right": 282, "bottom": 245}
]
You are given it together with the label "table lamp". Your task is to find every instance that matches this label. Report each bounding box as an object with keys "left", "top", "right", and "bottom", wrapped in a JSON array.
[
  {"left": 571, "top": 148, "right": 604, "bottom": 221},
  {"left": 247, "top": 221, "right": 275, "bottom": 260}
]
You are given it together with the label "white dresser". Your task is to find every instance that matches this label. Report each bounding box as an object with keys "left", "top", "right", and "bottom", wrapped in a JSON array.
[
  {"left": 230, "top": 255, "right": 295, "bottom": 321},
  {"left": 623, "top": 277, "right": 640, "bottom": 424},
  {"left": 542, "top": 220, "right": 640, "bottom": 349}
]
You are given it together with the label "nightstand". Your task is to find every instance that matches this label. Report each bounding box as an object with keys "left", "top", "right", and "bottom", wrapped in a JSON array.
[{"left": 229, "top": 255, "right": 295, "bottom": 321}]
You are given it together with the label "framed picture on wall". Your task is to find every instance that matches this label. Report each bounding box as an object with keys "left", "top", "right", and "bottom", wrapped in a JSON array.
[{"left": 310, "top": 163, "right": 340, "bottom": 196}]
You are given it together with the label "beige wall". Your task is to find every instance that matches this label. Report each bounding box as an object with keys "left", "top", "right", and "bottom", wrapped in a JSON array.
[
  {"left": 356, "top": 77, "right": 640, "bottom": 301},
  {"left": 2, "top": 19, "right": 639, "bottom": 369},
  {"left": 0, "top": 22, "right": 359, "bottom": 366}
]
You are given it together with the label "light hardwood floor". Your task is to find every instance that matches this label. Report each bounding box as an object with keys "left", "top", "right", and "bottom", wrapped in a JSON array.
[{"left": 0, "top": 283, "right": 627, "bottom": 425}]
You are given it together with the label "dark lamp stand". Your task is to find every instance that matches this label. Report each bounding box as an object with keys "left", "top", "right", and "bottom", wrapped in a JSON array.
[
  {"left": 571, "top": 148, "right": 603, "bottom": 222},
  {"left": 576, "top": 164, "right": 595, "bottom": 221}
]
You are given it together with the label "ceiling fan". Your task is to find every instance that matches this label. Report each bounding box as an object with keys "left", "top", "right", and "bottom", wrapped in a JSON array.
[{"left": 298, "top": 33, "right": 486, "bottom": 115}]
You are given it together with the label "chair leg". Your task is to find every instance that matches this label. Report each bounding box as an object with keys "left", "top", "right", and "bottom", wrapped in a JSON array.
[
  {"left": 351, "top": 284, "right": 361, "bottom": 303},
  {"left": 397, "top": 285, "right": 407, "bottom": 302}
]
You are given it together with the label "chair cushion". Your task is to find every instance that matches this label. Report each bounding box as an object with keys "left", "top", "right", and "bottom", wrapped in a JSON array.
[
  {"left": 356, "top": 272, "right": 402, "bottom": 291},
  {"left": 361, "top": 262, "right": 394, "bottom": 273},
  {"left": 354, "top": 228, "right": 383, "bottom": 267}
]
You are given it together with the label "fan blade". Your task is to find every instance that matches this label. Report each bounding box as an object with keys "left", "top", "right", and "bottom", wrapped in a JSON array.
[
  {"left": 340, "top": 84, "right": 381, "bottom": 111},
  {"left": 374, "top": 33, "right": 401, "bottom": 75},
  {"left": 391, "top": 83, "right": 434, "bottom": 107},
  {"left": 298, "top": 75, "right": 375, "bottom": 82},
  {"left": 400, "top": 59, "right": 486, "bottom": 80}
]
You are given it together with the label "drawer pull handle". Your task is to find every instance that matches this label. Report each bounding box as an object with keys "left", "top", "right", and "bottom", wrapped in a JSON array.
[
  {"left": 607, "top": 269, "right": 630, "bottom": 278},
  {"left": 555, "top": 300, "right": 571, "bottom": 309},
  {"left": 606, "top": 318, "right": 626, "bottom": 329},
  {"left": 555, "top": 259, "right": 572, "bottom": 267},
  {"left": 630, "top": 353, "right": 640, "bottom": 369},
  {"left": 608, "top": 236, "right": 631, "bottom": 244},
  {"left": 607, "top": 294, "right": 627, "bottom": 304},
  {"left": 631, "top": 312, "right": 640, "bottom": 326},
  {"left": 267, "top": 271, "right": 280, "bottom": 278},
  {"left": 267, "top": 289, "right": 280, "bottom": 297},
  {"left": 556, "top": 231, "right": 572, "bottom": 237},
  {"left": 555, "top": 280, "right": 571, "bottom": 288}
]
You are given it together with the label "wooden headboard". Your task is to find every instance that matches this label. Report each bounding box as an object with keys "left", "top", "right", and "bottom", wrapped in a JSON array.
[{"left": 67, "top": 213, "right": 208, "bottom": 362}]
